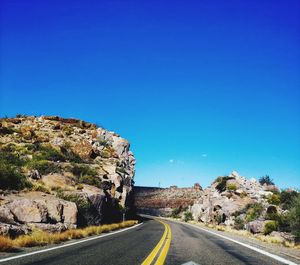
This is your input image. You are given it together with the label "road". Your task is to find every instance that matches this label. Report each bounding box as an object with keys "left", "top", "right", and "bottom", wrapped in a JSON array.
[{"left": 0, "top": 217, "right": 296, "bottom": 265}]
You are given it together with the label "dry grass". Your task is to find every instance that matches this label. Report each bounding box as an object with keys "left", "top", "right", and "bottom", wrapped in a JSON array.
[
  {"left": 0, "top": 220, "right": 138, "bottom": 252},
  {"left": 0, "top": 236, "right": 14, "bottom": 251},
  {"left": 175, "top": 218, "right": 300, "bottom": 249}
]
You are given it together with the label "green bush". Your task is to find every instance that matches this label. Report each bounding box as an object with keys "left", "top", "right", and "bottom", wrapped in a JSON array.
[
  {"left": 27, "top": 160, "right": 61, "bottom": 175},
  {"left": 246, "top": 203, "right": 264, "bottom": 222},
  {"left": 264, "top": 221, "right": 278, "bottom": 235},
  {"left": 34, "top": 145, "right": 65, "bottom": 162},
  {"left": 239, "top": 191, "right": 247, "bottom": 198},
  {"left": 171, "top": 207, "right": 181, "bottom": 218},
  {"left": 78, "top": 175, "right": 101, "bottom": 187},
  {"left": 0, "top": 151, "right": 31, "bottom": 190},
  {"left": 71, "top": 164, "right": 97, "bottom": 177},
  {"left": 288, "top": 194, "right": 300, "bottom": 241},
  {"left": 259, "top": 175, "right": 274, "bottom": 185},
  {"left": 183, "top": 211, "right": 193, "bottom": 222},
  {"left": 280, "top": 190, "right": 299, "bottom": 210},
  {"left": 234, "top": 217, "right": 245, "bottom": 230},
  {"left": 227, "top": 183, "right": 237, "bottom": 191},
  {"left": 0, "top": 162, "right": 31, "bottom": 190},
  {"left": 267, "top": 194, "right": 280, "bottom": 205},
  {"left": 215, "top": 176, "right": 234, "bottom": 193}
]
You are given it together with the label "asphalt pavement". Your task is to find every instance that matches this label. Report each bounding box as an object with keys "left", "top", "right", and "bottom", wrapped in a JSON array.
[{"left": 0, "top": 217, "right": 296, "bottom": 265}]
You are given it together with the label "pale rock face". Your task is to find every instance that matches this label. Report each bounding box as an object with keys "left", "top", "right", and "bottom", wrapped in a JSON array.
[
  {"left": 36, "top": 199, "right": 63, "bottom": 223},
  {"left": 8, "top": 199, "right": 48, "bottom": 223},
  {"left": 0, "top": 206, "right": 16, "bottom": 224},
  {"left": 246, "top": 220, "right": 266, "bottom": 233},
  {"left": 102, "top": 163, "right": 117, "bottom": 175},
  {"left": 190, "top": 171, "right": 276, "bottom": 226},
  {"left": 61, "top": 201, "right": 77, "bottom": 225},
  {"left": 111, "top": 135, "right": 129, "bottom": 157}
]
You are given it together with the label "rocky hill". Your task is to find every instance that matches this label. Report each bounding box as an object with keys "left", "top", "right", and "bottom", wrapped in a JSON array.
[
  {"left": 0, "top": 115, "right": 135, "bottom": 237},
  {"left": 135, "top": 172, "right": 299, "bottom": 242}
]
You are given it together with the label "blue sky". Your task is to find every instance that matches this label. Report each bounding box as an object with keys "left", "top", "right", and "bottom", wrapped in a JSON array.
[{"left": 1, "top": 0, "right": 299, "bottom": 189}]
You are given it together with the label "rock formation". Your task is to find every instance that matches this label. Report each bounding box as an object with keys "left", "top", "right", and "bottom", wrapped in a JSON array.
[
  {"left": 0, "top": 115, "right": 135, "bottom": 236},
  {"left": 134, "top": 171, "right": 298, "bottom": 241}
]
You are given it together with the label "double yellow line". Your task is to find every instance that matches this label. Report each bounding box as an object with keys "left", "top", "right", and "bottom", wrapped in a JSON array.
[{"left": 141, "top": 220, "right": 172, "bottom": 265}]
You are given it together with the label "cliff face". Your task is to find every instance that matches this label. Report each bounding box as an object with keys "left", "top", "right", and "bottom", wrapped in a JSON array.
[
  {"left": 134, "top": 186, "right": 203, "bottom": 216},
  {"left": 0, "top": 116, "right": 135, "bottom": 236}
]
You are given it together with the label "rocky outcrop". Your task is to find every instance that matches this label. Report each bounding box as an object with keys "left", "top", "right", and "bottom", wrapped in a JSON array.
[
  {"left": 0, "top": 115, "right": 135, "bottom": 235},
  {"left": 0, "top": 195, "right": 77, "bottom": 236},
  {"left": 190, "top": 171, "right": 275, "bottom": 225}
]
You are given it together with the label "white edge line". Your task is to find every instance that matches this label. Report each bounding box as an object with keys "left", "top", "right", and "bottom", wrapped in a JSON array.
[
  {"left": 0, "top": 223, "right": 143, "bottom": 263},
  {"left": 183, "top": 222, "right": 298, "bottom": 265}
]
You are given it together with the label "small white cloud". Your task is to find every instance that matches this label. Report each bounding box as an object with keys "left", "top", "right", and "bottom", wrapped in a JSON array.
[
  {"left": 169, "top": 159, "right": 174, "bottom": 163},
  {"left": 202, "top": 154, "right": 207, "bottom": 157}
]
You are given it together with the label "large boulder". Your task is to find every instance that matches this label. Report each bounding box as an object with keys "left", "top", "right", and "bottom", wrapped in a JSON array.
[
  {"left": 8, "top": 199, "right": 48, "bottom": 223},
  {"left": 246, "top": 220, "right": 266, "bottom": 234}
]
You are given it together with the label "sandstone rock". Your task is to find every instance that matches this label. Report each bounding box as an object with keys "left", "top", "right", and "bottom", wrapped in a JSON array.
[
  {"left": 61, "top": 201, "right": 77, "bottom": 225},
  {"left": 8, "top": 199, "right": 48, "bottom": 223},
  {"left": 0, "top": 206, "right": 16, "bottom": 224},
  {"left": 246, "top": 220, "right": 266, "bottom": 234}
]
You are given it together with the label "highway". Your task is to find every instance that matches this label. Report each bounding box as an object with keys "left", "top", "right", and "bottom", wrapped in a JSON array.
[{"left": 0, "top": 217, "right": 297, "bottom": 265}]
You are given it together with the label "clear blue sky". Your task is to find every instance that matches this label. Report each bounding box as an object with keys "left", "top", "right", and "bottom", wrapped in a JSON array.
[{"left": 1, "top": 0, "right": 299, "bottom": 189}]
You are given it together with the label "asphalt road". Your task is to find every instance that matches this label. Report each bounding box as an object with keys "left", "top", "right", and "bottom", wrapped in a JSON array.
[{"left": 0, "top": 218, "right": 295, "bottom": 265}]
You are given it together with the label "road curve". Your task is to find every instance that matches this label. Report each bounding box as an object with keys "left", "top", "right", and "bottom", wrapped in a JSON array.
[{"left": 0, "top": 217, "right": 296, "bottom": 265}]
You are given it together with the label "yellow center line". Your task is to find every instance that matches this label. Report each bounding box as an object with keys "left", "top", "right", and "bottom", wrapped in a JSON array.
[
  {"left": 154, "top": 222, "right": 172, "bottom": 265},
  {"left": 141, "top": 220, "right": 171, "bottom": 265}
]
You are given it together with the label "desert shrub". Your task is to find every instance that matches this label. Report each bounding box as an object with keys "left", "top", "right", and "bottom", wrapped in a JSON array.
[
  {"left": 78, "top": 175, "right": 101, "bottom": 187},
  {"left": 0, "top": 126, "right": 16, "bottom": 135},
  {"left": 215, "top": 214, "right": 223, "bottom": 224},
  {"left": 100, "top": 150, "right": 111, "bottom": 158},
  {"left": 245, "top": 203, "right": 264, "bottom": 222},
  {"left": 183, "top": 211, "right": 193, "bottom": 222},
  {"left": 27, "top": 160, "right": 61, "bottom": 175},
  {"left": 234, "top": 217, "right": 245, "bottom": 230},
  {"left": 71, "top": 164, "right": 97, "bottom": 178},
  {"left": 288, "top": 194, "right": 300, "bottom": 241},
  {"left": 280, "top": 190, "right": 299, "bottom": 210},
  {"left": 266, "top": 212, "right": 291, "bottom": 233},
  {"left": 264, "top": 221, "right": 278, "bottom": 235},
  {"left": 0, "top": 151, "right": 26, "bottom": 167},
  {"left": 227, "top": 183, "right": 237, "bottom": 191},
  {"left": 77, "top": 184, "right": 84, "bottom": 190},
  {"left": 215, "top": 176, "right": 233, "bottom": 193},
  {"left": 171, "top": 207, "right": 181, "bottom": 218},
  {"left": 239, "top": 191, "right": 247, "bottom": 198},
  {"left": 31, "top": 183, "right": 51, "bottom": 194},
  {"left": 0, "top": 152, "right": 31, "bottom": 190},
  {"left": 267, "top": 194, "right": 280, "bottom": 205},
  {"left": 34, "top": 145, "right": 65, "bottom": 162},
  {"left": 259, "top": 175, "right": 274, "bottom": 185}
]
